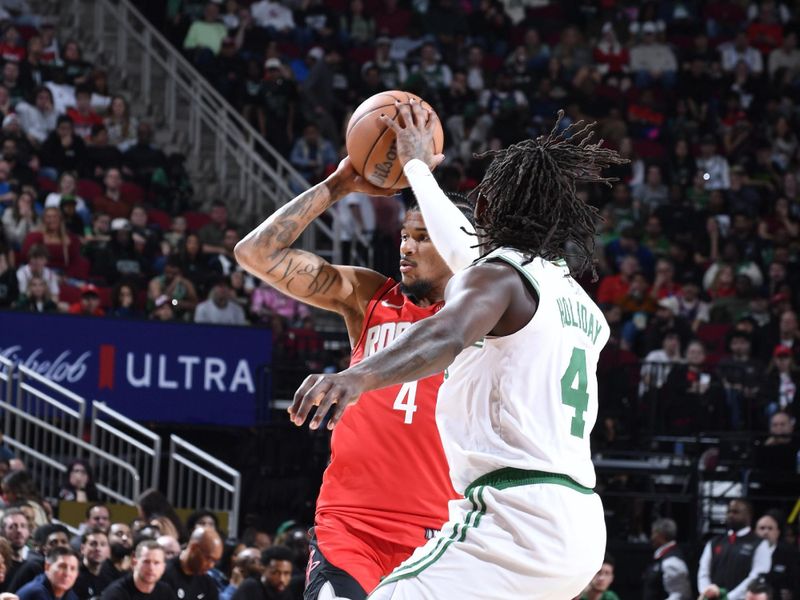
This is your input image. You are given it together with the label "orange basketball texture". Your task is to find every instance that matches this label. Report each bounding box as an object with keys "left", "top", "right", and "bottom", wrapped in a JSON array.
[{"left": 346, "top": 90, "right": 444, "bottom": 189}]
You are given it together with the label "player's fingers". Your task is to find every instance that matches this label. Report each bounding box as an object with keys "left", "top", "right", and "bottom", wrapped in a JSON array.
[
  {"left": 327, "top": 399, "right": 351, "bottom": 430},
  {"left": 395, "top": 101, "right": 413, "bottom": 129},
  {"left": 378, "top": 113, "right": 401, "bottom": 133},
  {"left": 431, "top": 153, "right": 445, "bottom": 169},
  {"left": 309, "top": 387, "right": 341, "bottom": 430},
  {"left": 291, "top": 375, "right": 330, "bottom": 426},
  {"left": 353, "top": 175, "right": 396, "bottom": 196},
  {"left": 424, "top": 109, "right": 440, "bottom": 132},
  {"left": 410, "top": 98, "right": 427, "bottom": 126}
]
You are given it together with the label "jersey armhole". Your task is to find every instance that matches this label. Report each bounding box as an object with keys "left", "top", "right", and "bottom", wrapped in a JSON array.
[
  {"left": 350, "top": 278, "right": 397, "bottom": 357},
  {"left": 485, "top": 255, "right": 541, "bottom": 305}
]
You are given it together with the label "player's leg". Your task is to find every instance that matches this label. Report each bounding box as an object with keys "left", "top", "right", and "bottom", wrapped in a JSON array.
[
  {"left": 304, "top": 527, "right": 374, "bottom": 600},
  {"left": 370, "top": 483, "right": 606, "bottom": 600}
]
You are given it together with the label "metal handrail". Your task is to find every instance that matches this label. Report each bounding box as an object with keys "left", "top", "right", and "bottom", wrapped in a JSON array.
[
  {"left": 62, "top": 0, "right": 345, "bottom": 262},
  {"left": 91, "top": 401, "right": 162, "bottom": 490},
  {"left": 167, "top": 434, "right": 241, "bottom": 538}
]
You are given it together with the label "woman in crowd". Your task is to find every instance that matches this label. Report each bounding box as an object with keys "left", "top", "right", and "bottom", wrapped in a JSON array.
[
  {"left": 58, "top": 459, "right": 99, "bottom": 502},
  {"left": 1, "top": 191, "right": 39, "bottom": 249}
]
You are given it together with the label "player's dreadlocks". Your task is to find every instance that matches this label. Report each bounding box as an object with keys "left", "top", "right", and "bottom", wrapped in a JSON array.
[{"left": 472, "top": 110, "right": 628, "bottom": 279}]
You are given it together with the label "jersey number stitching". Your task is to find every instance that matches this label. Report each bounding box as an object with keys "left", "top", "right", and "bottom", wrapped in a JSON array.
[
  {"left": 393, "top": 381, "right": 418, "bottom": 424},
  {"left": 560, "top": 347, "right": 589, "bottom": 438}
]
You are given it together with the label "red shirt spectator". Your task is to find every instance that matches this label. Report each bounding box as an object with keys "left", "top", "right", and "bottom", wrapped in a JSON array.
[
  {"left": 21, "top": 207, "right": 82, "bottom": 276},
  {"left": 0, "top": 25, "right": 26, "bottom": 63},
  {"left": 68, "top": 284, "right": 105, "bottom": 316},
  {"left": 67, "top": 85, "right": 104, "bottom": 140},
  {"left": 92, "top": 167, "right": 134, "bottom": 220}
]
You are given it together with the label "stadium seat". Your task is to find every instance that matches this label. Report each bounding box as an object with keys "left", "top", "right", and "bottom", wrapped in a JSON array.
[
  {"left": 76, "top": 179, "right": 103, "bottom": 201},
  {"left": 696, "top": 323, "right": 732, "bottom": 354},
  {"left": 147, "top": 207, "right": 171, "bottom": 231},
  {"left": 121, "top": 181, "right": 146, "bottom": 204},
  {"left": 183, "top": 211, "right": 212, "bottom": 232}
]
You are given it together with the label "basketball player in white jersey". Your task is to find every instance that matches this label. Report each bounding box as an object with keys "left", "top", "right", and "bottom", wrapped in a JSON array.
[{"left": 289, "top": 101, "right": 628, "bottom": 599}]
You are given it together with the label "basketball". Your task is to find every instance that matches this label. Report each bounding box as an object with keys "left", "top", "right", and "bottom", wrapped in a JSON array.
[{"left": 345, "top": 90, "right": 444, "bottom": 190}]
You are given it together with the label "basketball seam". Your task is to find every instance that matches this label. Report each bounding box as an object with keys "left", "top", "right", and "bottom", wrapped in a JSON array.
[
  {"left": 361, "top": 112, "right": 401, "bottom": 184},
  {"left": 345, "top": 91, "right": 409, "bottom": 138}
]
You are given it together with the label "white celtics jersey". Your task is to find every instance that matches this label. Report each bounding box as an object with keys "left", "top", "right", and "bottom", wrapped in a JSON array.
[{"left": 436, "top": 248, "right": 610, "bottom": 493}]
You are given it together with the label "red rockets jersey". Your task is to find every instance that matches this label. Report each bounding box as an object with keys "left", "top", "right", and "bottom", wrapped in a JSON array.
[{"left": 315, "top": 279, "right": 458, "bottom": 547}]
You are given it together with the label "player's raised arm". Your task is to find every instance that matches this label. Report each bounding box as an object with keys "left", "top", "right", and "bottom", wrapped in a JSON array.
[
  {"left": 234, "top": 158, "right": 390, "bottom": 334},
  {"left": 382, "top": 99, "right": 480, "bottom": 272}
]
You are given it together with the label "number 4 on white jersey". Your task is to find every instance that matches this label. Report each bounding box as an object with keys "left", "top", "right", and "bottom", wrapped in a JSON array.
[{"left": 393, "top": 381, "right": 418, "bottom": 424}]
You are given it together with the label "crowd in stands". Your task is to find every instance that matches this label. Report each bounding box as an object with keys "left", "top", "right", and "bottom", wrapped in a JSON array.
[
  {"left": 0, "top": 456, "right": 310, "bottom": 600},
  {"left": 0, "top": 0, "right": 798, "bottom": 596}
]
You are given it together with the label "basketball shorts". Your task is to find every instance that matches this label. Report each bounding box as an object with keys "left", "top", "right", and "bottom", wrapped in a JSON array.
[
  {"left": 368, "top": 469, "right": 606, "bottom": 600},
  {"left": 305, "top": 517, "right": 428, "bottom": 599}
]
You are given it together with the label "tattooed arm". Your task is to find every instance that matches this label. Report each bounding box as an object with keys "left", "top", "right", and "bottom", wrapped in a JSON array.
[{"left": 234, "top": 157, "right": 389, "bottom": 342}]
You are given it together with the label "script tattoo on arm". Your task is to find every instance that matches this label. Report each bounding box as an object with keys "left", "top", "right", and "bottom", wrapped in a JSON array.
[{"left": 264, "top": 249, "right": 338, "bottom": 298}]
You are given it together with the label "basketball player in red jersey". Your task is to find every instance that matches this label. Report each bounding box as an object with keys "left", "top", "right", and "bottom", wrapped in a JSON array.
[{"left": 235, "top": 141, "right": 474, "bottom": 599}]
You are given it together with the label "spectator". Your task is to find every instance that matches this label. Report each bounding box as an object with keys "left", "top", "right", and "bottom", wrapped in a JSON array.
[
  {"left": 697, "top": 499, "right": 772, "bottom": 600},
  {"left": 577, "top": 554, "right": 619, "bottom": 600},
  {"left": 754, "top": 511, "right": 799, "bottom": 599},
  {"left": 249, "top": 282, "right": 309, "bottom": 325},
  {"left": 0, "top": 234, "right": 14, "bottom": 308},
  {"left": 17, "top": 547, "right": 80, "bottom": 600},
  {"left": 104, "top": 96, "right": 138, "bottom": 152},
  {"left": 15, "top": 86, "right": 58, "bottom": 146},
  {"left": 629, "top": 22, "right": 678, "bottom": 88},
  {"left": 759, "top": 344, "right": 798, "bottom": 418},
  {"left": 66, "top": 85, "right": 103, "bottom": 141},
  {"left": 597, "top": 255, "right": 640, "bottom": 306},
  {"left": 92, "top": 168, "right": 132, "bottom": 220},
  {"left": 121, "top": 123, "right": 166, "bottom": 189},
  {"left": 160, "top": 528, "right": 221, "bottom": 600},
  {"left": 148, "top": 256, "right": 198, "bottom": 318},
  {"left": 662, "top": 339, "right": 726, "bottom": 434},
  {"left": 194, "top": 277, "right": 246, "bottom": 325},
  {"left": 43, "top": 172, "right": 90, "bottom": 224},
  {"left": 643, "top": 518, "right": 692, "bottom": 600},
  {"left": 760, "top": 310, "right": 800, "bottom": 362},
  {"left": 3, "top": 508, "right": 31, "bottom": 572},
  {"left": 230, "top": 546, "right": 293, "bottom": 600},
  {"left": 633, "top": 164, "right": 670, "bottom": 215},
  {"left": 219, "top": 547, "right": 260, "bottom": 600},
  {"left": 15, "top": 274, "right": 57, "bottom": 313},
  {"left": 288, "top": 123, "right": 336, "bottom": 188},
  {"left": 721, "top": 31, "right": 764, "bottom": 74},
  {"left": 136, "top": 490, "right": 186, "bottom": 545},
  {"left": 183, "top": 2, "right": 228, "bottom": 57},
  {"left": 640, "top": 330, "right": 683, "bottom": 396},
  {"left": 696, "top": 135, "right": 731, "bottom": 191},
  {"left": 99, "top": 541, "right": 172, "bottom": 600},
  {"left": 40, "top": 116, "right": 88, "bottom": 177},
  {"left": 86, "top": 125, "right": 124, "bottom": 178},
  {"left": 362, "top": 36, "right": 407, "bottom": 90},
  {"left": 207, "top": 227, "right": 238, "bottom": 277},
  {"left": 743, "top": 578, "right": 773, "bottom": 600},
  {"left": 109, "top": 282, "right": 140, "bottom": 319},
  {"left": 593, "top": 23, "right": 630, "bottom": 82},
  {"left": 261, "top": 58, "right": 296, "bottom": 157},
  {"left": 2, "top": 61, "right": 27, "bottom": 106},
  {"left": 197, "top": 202, "right": 234, "bottom": 255},
  {"left": 763, "top": 410, "right": 795, "bottom": 446},
  {"left": 58, "top": 461, "right": 99, "bottom": 503},
  {"left": 716, "top": 331, "right": 763, "bottom": 428},
  {"left": 768, "top": 30, "right": 800, "bottom": 80},
  {"left": 61, "top": 41, "right": 91, "bottom": 86},
  {"left": 67, "top": 284, "right": 105, "bottom": 317},
  {"left": 7, "top": 524, "right": 71, "bottom": 593},
  {"left": 91, "top": 217, "right": 150, "bottom": 285},
  {"left": 73, "top": 529, "right": 112, "bottom": 600},
  {"left": 3, "top": 191, "right": 39, "bottom": 249},
  {"left": 153, "top": 537, "right": 178, "bottom": 563},
  {"left": 16, "top": 244, "right": 59, "bottom": 303}
]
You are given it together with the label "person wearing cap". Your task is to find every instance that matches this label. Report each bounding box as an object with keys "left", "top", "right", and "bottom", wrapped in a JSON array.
[
  {"left": 760, "top": 344, "right": 799, "bottom": 419},
  {"left": 262, "top": 56, "right": 297, "bottom": 156},
  {"left": 150, "top": 295, "right": 176, "bottom": 321},
  {"left": 361, "top": 36, "right": 407, "bottom": 90},
  {"left": 67, "top": 284, "right": 105, "bottom": 317},
  {"left": 90, "top": 217, "right": 149, "bottom": 286},
  {"left": 629, "top": 21, "right": 677, "bottom": 88},
  {"left": 147, "top": 255, "right": 198, "bottom": 318},
  {"left": 194, "top": 276, "right": 246, "bottom": 325},
  {"left": 44, "top": 172, "right": 90, "bottom": 225},
  {"left": 183, "top": 2, "right": 228, "bottom": 56}
]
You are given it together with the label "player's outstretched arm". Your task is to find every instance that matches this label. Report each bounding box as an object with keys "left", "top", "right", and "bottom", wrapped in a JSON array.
[
  {"left": 289, "top": 261, "right": 523, "bottom": 429},
  {"left": 382, "top": 100, "right": 479, "bottom": 272},
  {"left": 234, "top": 157, "right": 389, "bottom": 322}
]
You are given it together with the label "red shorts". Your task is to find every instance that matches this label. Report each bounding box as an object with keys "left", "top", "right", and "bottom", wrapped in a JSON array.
[{"left": 314, "top": 511, "right": 431, "bottom": 593}]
